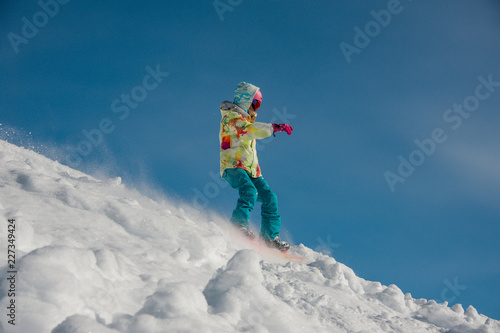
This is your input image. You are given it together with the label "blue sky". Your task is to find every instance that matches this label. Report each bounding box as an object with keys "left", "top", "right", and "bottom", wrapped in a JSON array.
[{"left": 1, "top": 0, "right": 499, "bottom": 319}]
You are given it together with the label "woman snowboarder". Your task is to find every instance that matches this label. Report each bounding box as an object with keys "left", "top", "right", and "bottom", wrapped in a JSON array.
[{"left": 219, "top": 82, "right": 293, "bottom": 251}]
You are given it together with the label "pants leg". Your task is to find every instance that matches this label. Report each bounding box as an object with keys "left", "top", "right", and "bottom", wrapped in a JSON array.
[
  {"left": 251, "top": 176, "right": 281, "bottom": 239},
  {"left": 223, "top": 168, "right": 257, "bottom": 229}
]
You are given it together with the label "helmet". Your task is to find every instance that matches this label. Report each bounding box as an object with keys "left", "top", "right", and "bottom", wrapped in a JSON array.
[{"left": 254, "top": 89, "right": 262, "bottom": 103}]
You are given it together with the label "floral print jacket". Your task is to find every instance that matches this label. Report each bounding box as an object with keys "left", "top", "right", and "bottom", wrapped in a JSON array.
[{"left": 219, "top": 83, "right": 273, "bottom": 178}]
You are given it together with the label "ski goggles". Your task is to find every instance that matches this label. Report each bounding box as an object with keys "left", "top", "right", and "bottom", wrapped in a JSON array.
[{"left": 251, "top": 98, "right": 261, "bottom": 110}]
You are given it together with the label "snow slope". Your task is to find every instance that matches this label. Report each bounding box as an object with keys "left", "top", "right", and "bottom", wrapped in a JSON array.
[{"left": 0, "top": 139, "right": 498, "bottom": 333}]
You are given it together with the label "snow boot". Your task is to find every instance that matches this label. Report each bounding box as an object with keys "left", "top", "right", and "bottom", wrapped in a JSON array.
[
  {"left": 264, "top": 236, "right": 290, "bottom": 252},
  {"left": 236, "top": 225, "right": 255, "bottom": 240}
]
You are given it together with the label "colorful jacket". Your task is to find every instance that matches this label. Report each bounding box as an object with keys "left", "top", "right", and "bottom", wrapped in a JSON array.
[{"left": 219, "top": 82, "right": 273, "bottom": 178}]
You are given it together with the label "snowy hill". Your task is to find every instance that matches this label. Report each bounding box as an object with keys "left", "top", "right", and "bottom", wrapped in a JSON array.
[{"left": 0, "top": 139, "right": 498, "bottom": 333}]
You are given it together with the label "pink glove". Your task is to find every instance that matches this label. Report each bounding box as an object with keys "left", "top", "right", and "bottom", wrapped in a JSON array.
[{"left": 272, "top": 123, "right": 293, "bottom": 135}]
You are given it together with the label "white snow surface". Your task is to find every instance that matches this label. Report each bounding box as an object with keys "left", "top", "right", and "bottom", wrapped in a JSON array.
[{"left": 0, "top": 139, "right": 498, "bottom": 333}]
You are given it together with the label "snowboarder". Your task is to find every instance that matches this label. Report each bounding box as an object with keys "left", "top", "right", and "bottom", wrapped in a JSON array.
[{"left": 219, "top": 82, "right": 293, "bottom": 251}]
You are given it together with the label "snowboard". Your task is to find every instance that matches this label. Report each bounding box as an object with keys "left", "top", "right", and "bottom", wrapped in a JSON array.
[{"left": 230, "top": 232, "right": 311, "bottom": 264}]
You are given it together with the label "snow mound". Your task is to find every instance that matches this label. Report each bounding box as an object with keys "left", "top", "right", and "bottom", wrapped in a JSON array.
[{"left": 0, "top": 139, "right": 498, "bottom": 333}]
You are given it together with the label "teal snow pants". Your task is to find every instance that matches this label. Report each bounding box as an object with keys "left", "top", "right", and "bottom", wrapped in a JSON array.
[{"left": 223, "top": 168, "right": 281, "bottom": 239}]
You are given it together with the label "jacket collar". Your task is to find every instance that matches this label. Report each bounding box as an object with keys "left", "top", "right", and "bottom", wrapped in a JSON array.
[{"left": 220, "top": 101, "right": 249, "bottom": 118}]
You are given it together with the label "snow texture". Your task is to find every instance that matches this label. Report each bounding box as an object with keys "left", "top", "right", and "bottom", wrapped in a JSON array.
[{"left": 0, "top": 139, "right": 498, "bottom": 333}]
